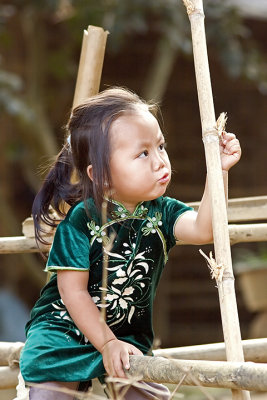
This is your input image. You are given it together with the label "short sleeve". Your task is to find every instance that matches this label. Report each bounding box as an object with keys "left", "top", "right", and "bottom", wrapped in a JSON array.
[
  {"left": 161, "top": 196, "right": 194, "bottom": 247},
  {"left": 46, "top": 220, "right": 90, "bottom": 272}
]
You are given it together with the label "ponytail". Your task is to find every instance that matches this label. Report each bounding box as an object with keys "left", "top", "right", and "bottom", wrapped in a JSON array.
[{"left": 32, "top": 144, "right": 81, "bottom": 245}]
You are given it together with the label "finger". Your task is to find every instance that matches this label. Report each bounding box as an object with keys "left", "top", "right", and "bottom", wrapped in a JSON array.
[
  {"left": 223, "top": 137, "right": 239, "bottom": 149},
  {"left": 225, "top": 140, "right": 241, "bottom": 155},
  {"left": 121, "top": 349, "right": 130, "bottom": 372},
  {"left": 130, "top": 346, "right": 143, "bottom": 356},
  {"left": 221, "top": 132, "right": 236, "bottom": 145},
  {"left": 222, "top": 131, "right": 236, "bottom": 139},
  {"left": 113, "top": 357, "right": 126, "bottom": 378}
]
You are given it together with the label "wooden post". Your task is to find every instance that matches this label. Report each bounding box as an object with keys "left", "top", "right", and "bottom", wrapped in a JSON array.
[
  {"left": 72, "top": 25, "right": 108, "bottom": 109},
  {"left": 182, "top": 1, "right": 249, "bottom": 399}
]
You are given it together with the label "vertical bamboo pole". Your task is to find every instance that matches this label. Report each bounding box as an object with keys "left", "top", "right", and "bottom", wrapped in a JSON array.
[
  {"left": 72, "top": 25, "right": 108, "bottom": 109},
  {"left": 182, "top": 1, "right": 250, "bottom": 399},
  {"left": 62, "top": 23, "right": 108, "bottom": 205}
]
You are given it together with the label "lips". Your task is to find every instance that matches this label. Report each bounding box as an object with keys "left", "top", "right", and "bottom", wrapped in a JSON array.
[{"left": 158, "top": 172, "right": 170, "bottom": 183}]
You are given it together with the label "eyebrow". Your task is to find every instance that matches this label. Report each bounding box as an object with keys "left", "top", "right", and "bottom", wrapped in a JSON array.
[{"left": 136, "top": 133, "right": 165, "bottom": 148}]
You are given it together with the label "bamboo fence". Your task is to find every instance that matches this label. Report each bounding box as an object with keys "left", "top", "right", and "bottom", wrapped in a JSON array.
[{"left": 2, "top": 339, "right": 267, "bottom": 392}]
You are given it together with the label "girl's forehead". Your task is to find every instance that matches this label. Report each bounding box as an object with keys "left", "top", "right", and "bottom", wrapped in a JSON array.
[
  {"left": 110, "top": 109, "right": 158, "bottom": 134},
  {"left": 109, "top": 110, "right": 162, "bottom": 150}
]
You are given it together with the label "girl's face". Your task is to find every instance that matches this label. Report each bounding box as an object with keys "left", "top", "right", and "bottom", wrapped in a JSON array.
[{"left": 109, "top": 109, "right": 171, "bottom": 212}]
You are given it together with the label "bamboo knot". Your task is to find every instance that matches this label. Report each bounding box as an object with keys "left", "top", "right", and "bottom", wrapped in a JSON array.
[
  {"left": 199, "top": 249, "right": 226, "bottom": 283},
  {"left": 182, "top": 0, "right": 204, "bottom": 18},
  {"left": 182, "top": 0, "right": 195, "bottom": 15},
  {"left": 202, "top": 112, "right": 228, "bottom": 143},
  {"left": 202, "top": 129, "right": 219, "bottom": 143}
]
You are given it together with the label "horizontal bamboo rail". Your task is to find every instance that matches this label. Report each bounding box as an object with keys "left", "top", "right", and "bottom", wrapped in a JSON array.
[
  {"left": 0, "top": 366, "right": 19, "bottom": 389},
  {"left": 229, "top": 223, "right": 267, "bottom": 245},
  {"left": 2, "top": 339, "right": 267, "bottom": 391},
  {"left": 2, "top": 339, "right": 267, "bottom": 368},
  {"left": 191, "top": 195, "right": 267, "bottom": 223},
  {"left": 0, "top": 341, "right": 24, "bottom": 367},
  {"left": 1, "top": 196, "right": 267, "bottom": 254},
  {"left": 1, "top": 223, "right": 267, "bottom": 254},
  {"left": 0, "top": 236, "right": 50, "bottom": 254},
  {"left": 2, "top": 339, "right": 267, "bottom": 367},
  {"left": 128, "top": 355, "right": 267, "bottom": 392},
  {"left": 154, "top": 338, "right": 267, "bottom": 363},
  {"left": 2, "top": 358, "right": 267, "bottom": 392}
]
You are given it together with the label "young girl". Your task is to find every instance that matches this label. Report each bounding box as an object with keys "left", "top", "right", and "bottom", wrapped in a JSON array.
[{"left": 20, "top": 87, "right": 241, "bottom": 399}]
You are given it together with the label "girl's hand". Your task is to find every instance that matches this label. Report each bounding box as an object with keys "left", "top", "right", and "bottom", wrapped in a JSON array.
[
  {"left": 220, "top": 132, "right": 241, "bottom": 172},
  {"left": 101, "top": 338, "right": 143, "bottom": 378}
]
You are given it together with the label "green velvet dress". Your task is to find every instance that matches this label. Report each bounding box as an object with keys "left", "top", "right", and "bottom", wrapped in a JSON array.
[{"left": 20, "top": 196, "right": 192, "bottom": 383}]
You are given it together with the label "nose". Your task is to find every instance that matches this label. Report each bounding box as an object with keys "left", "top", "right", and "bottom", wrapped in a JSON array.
[{"left": 153, "top": 152, "right": 165, "bottom": 171}]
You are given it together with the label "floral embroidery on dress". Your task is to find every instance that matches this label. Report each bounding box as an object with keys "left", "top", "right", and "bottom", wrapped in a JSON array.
[
  {"left": 142, "top": 212, "right": 163, "bottom": 235},
  {"left": 135, "top": 205, "right": 148, "bottom": 218},
  {"left": 89, "top": 239, "right": 152, "bottom": 330},
  {"left": 87, "top": 220, "right": 109, "bottom": 245},
  {"left": 111, "top": 204, "right": 148, "bottom": 219},
  {"left": 111, "top": 206, "right": 129, "bottom": 219},
  {"left": 51, "top": 299, "right": 89, "bottom": 344},
  {"left": 141, "top": 212, "right": 167, "bottom": 262},
  {"left": 87, "top": 203, "right": 168, "bottom": 329}
]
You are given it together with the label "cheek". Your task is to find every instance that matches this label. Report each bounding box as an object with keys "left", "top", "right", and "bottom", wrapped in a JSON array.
[
  {"left": 110, "top": 164, "right": 132, "bottom": 186},
  {"left": 164, "top": 153, "right": 171, "bottom": 167}
]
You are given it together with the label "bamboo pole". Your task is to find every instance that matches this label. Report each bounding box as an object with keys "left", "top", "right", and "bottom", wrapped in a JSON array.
[
  {"left": 154, "top": 338, "right": 267, "bottom": 363},
  {"left": 1, "top": 223, "right": 267, "bottom": 253},
  {"left": 229, "top": 223, "right": 267, "bottom": 245},
  {"left": 191, "top": 195, "right": 267, "bottom": 223},
  {"left": 2, "top": 339, "right": 267, "bottom": 368},
  {"left": 0, "top": 342, "right": 24, "bottom": 367},
  {"left": 0, "top": 236, "right": 50, "bottom": 254},
  {"left": 0, "top": 366, "right": 19, "bottom": 389},
  {"left": 182, "top": 1, "right": 249, "bottom": 399},
  {"left": 128, "top": 355, "right": 267, "bottom": 392},
  {"left": 3, "top": 356, "right": 267, "bottom": 392},
  {"left": 72, "top": 25, "right": 108, "bottom": 109}
]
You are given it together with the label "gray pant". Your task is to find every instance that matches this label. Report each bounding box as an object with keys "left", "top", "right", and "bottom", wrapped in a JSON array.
[{"left": 29, "top": 380, "right": 170, "bottom": 399}]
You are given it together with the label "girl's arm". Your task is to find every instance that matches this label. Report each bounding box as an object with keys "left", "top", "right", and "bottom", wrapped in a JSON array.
[
  {"left": 174, "top": 132, "right": 241, "bottom": 245},
  {"left": 57, "top": 270, "right": 142, "bottom": 378}
]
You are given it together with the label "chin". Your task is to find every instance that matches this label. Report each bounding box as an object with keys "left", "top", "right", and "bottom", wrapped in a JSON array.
[{"left": 150, "top": 190, "right": 167, "bottom": 201}]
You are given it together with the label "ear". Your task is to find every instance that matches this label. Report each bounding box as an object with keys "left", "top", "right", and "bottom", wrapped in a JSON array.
[{"left": 87, "top": 165, "right": 93, "bottom": 181}]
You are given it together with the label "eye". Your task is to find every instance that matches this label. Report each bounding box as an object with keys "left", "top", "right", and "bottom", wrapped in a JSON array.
[
  {"left": 138, "top": 150, "right": 149, "bottom": 158},
  {"left": 159, "top": 142, "right": 167, "bottom": 151}
]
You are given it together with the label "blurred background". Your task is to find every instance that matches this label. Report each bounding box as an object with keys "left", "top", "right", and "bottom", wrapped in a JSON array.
[{"left": 1, "top": 0, "right": 267, "bottom": 348}]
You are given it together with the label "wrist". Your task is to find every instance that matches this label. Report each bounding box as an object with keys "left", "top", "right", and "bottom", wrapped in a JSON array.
[{"left": 100, "top": 337, "right": 117, "bottom": 353}]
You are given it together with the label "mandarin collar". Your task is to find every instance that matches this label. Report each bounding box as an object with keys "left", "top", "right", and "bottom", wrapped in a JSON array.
[{"left": 107, "top": 198, "right": 148, "bottom": 219}]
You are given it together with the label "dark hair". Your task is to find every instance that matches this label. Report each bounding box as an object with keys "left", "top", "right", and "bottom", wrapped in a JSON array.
[{"left": 32, "top": 87, "right": 158, "bottom": 244}]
